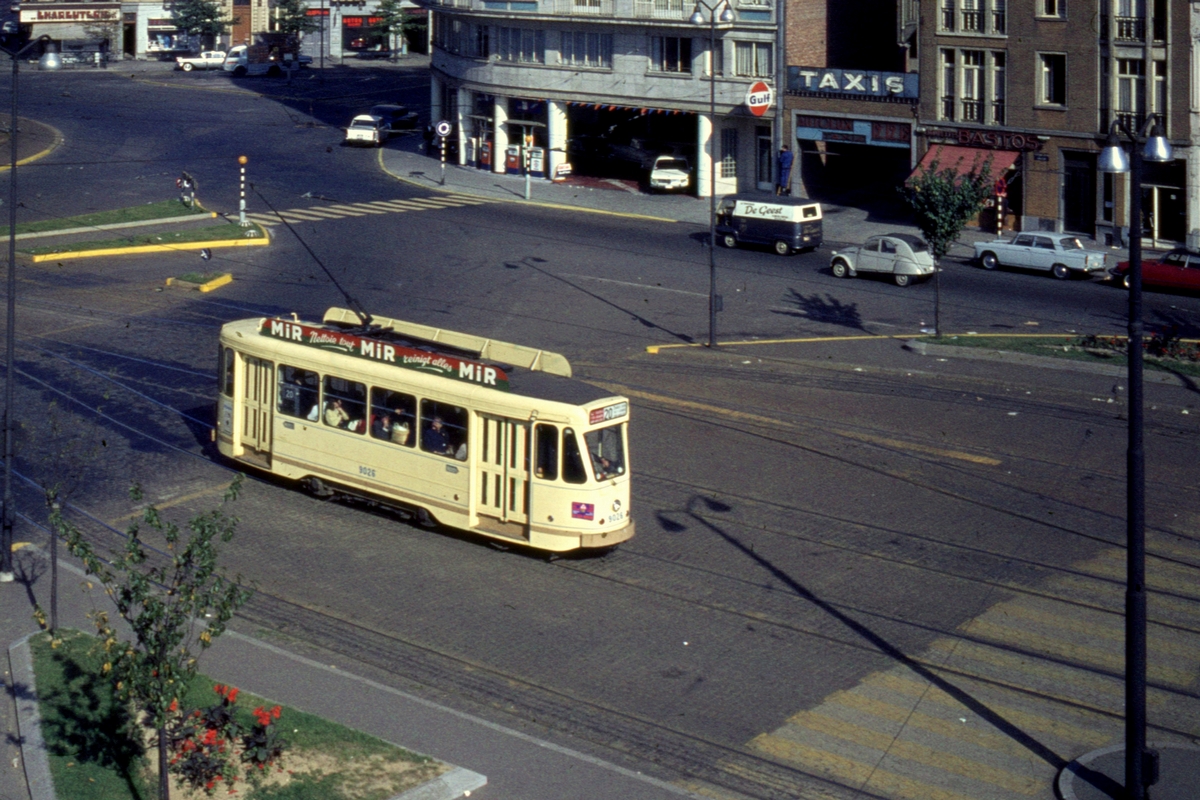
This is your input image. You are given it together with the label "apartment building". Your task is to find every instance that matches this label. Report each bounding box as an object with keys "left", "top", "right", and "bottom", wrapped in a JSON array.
[
  {"left": 421, "top": 0, "right": 782, "bottom": 195},
  {"left": 783, "top": 1, "right": 1194, "bottom": 247}
]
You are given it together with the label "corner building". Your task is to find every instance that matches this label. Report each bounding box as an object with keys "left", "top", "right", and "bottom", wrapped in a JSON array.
[{"left": 418, "top": 0, "right": 781, "bottom": 196}]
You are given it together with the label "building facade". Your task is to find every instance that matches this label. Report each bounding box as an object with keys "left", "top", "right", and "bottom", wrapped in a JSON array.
[
  {"left": 782, "top": 0, "right": 1197, "bottom": 248},
  {"left": 420, "top": 0, "right": 782, "bottom": 195}
]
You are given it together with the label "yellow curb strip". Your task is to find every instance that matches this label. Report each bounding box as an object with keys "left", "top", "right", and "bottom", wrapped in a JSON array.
[
  {"left": 0, "top": 118, "right": 65, "bottom": 172},
  {"left": 30, "top": 235, "right": 268, "bottom": 262},
  {"left": 647, "top": 334, "right": 910, "bottom": 353},
  {"left": 199, "top": 273, "right": 233, "bottom": 292}
]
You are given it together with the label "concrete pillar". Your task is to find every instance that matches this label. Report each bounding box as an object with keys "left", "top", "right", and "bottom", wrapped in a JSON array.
[
  {"left": 456, "top": 86, "right": 471, "bottom": 166},
  {"left": 493, "top": 98, "right": 509, "bottom": 174},
  {"left": 548, "top": 100, "right": 567, "bottom": 180},
  {"left": 697, "top": 112, "right": 713, "bottom": 198}
]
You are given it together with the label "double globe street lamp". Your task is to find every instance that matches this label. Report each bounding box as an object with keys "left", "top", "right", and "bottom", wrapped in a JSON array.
[
  {"left": 690, "top": 0, "right": 733, "bottom": 348},
  {"left": 1096, "top": 113, "right": 1173, "bottom": 800}
]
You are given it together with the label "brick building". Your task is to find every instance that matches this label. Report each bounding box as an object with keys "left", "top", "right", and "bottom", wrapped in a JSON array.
[{"left": 783, "top": 0, "right": 1197, "bottom": 247}]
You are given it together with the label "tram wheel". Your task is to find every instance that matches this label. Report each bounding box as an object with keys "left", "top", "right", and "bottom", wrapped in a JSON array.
[{"left": 302, "top": 476, "right": 334, "bottom": 498}]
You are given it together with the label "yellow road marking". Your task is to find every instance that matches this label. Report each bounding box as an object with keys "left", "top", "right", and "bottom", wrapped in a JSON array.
[
  {"left": 107, "top": 483, "right": 232, "bottom": 525},
  {"left": 862, "top": 671, "right": 1116, "bottom": 746},
  {"left": 12, "top": 541, "right": 33, "bottom": 551},
  {"left": 983, "top": 600, "right": 1200, "bottom": 658},
  {"left": 647, "top": 334, "right": 908, "bottom": 353},
  {"left": 290, "top": 207, "right": 348, "bottom": 219},
  {"left": 1084, "top": 552, "right": 1200, "bottom": 599},
  {"left": 751, "top": 733, "right": 981, "bottom": 800},
  {"left": 599, "top": 383, "right": 999, "bottom": 466},
  {"left": 778, "top": 710, "right": 1041, "bottom": 794}
]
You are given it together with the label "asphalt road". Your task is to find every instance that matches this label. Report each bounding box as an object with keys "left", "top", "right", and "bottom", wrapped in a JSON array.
[{"left": 4, "top": 65, "right": 1200, "bottom": 800}]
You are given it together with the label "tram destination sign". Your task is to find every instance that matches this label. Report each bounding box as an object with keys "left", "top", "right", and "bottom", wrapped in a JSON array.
[{"left": 260, "top": 319, "right": 511, "bottom": 391}]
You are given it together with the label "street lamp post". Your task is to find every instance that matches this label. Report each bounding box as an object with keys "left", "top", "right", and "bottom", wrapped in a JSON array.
[
  {"left": 690, "top": 0, "right": 733, "bottom": 348},
  {"left": 1, "top": 35, "right": 52, "bottom": 584},
  {"left": 1097, "top": 113, "right": 1173, "bottom": 800}
]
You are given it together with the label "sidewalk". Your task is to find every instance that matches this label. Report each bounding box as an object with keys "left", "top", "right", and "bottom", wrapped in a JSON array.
[{"left": 2, "top": 545, "right": 700, "bottom": 800}]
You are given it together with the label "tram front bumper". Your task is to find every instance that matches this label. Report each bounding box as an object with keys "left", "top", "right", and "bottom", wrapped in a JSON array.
[{"left": 580, "top": 520, "right": 635, "bottom": 549}]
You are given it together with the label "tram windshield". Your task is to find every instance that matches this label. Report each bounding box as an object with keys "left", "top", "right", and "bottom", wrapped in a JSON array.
[{"left": 585, "top": 424, "right": 625, "bottom": 480}]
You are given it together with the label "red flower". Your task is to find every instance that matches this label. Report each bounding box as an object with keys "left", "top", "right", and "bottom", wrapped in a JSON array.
[
  {"left": 202, "top": 729, "right": 218, "bottom": 746},
  {"left": 227, "top": 687, "right": 240, "bottom": 704},
  {"left": 168, "top": 698, "right": 179, "bottom": 713},
  {"left": 271, "top": 706, "right": 281, "bottom": 720}
]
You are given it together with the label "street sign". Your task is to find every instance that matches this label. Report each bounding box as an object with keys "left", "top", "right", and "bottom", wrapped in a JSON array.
[
  {"left": 434, "top": 120, "right": 452, "bottom": 138},
  {"left": 746, "top": 81, "right": 772, "bottom": 117}
]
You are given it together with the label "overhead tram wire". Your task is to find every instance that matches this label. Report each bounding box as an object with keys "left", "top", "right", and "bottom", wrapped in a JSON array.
[{"left": 251, "top": 185, "right": 373, "bottom": 327}]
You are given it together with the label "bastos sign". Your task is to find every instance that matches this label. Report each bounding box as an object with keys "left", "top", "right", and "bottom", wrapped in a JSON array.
[
  {"left": 787, "top": 66, "right": 919, "bottom": 100},
  {"left": 260, "top": 318, "right": 511, "bottom": 391},
  {"left": 20, "top": 3, "right": 120, "bottom": 22}
]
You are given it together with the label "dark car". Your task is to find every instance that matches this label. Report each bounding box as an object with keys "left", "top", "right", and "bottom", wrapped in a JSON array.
[
  {"left": 1110, "top": 247, "right": 1200, "bottom": 292},
  {"left": 369, "top": 104, "right": 419, "bottom": 131}
]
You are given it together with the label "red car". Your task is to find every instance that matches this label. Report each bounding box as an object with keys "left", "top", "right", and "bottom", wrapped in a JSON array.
[{"left": 1110, "top": 247, "right": 1200, "bottom": 292}]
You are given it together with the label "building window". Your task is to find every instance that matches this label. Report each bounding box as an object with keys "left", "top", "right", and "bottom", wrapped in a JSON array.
[
  {"left": 498, "top": 27, "right": 545, "bottom": 63},
  {"left": 961, "top": 0, "right": 981, "bottom": 32},
  {"left": 705, "top": 40, "right": 723, "bottom": 76},
  {"left": 940, "top": 0, "right": 1006, "bottom": 34},
  {"left": 720, "top": 128, "right": 737, "bottom": 179},
  {"left": 991, "top": 51, "right": 1006, "bottom": 124},
  {"left": 1152, "top": 59, "right": 1165, "bottom": 117},
  {"left": 1038, "top": 53, "right": 1066, "bottom": 106},
  {"left": 961, "top": 50, "right": 982, "bottom": 121},
  {"left": 1116, "top": 58, "right": 1144, "bottom": 129},
  {"left": 734, "top": 41, "right": 771, "bottom": 78},
  {"left": 1115, "top": 0, "right": 1145, "bottom": 40},
  {"left": 992, "top": 0, "right": 1006, "bottom": 33},
  {"left": 562, "top": 31, "right": 612, "bottom": 68},
  {"left": 434, "top": 18, "right": 486, "bottom": 58},
  {"left": 940, "top": 48, "right": 955, "bottom": 120},
  {"left": 1038, "top": 0, "right": 1064, "bottom": 18},
  {"left": 940, "top": 0, "right": 955, "bottom": 31},
  {"left": 650, "top": 36, "right": 691, "bottom": 73}
]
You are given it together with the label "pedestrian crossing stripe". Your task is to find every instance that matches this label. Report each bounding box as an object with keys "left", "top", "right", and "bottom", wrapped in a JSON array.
[
  {"left": 738, "top": 537, "right": 1200, "bottom": 800},
  {"left": 244, "top": 196, "right": 493, "bottom": 226}
]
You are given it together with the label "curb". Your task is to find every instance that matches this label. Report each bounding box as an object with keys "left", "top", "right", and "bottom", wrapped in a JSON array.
[
  {"left": 8, "top": 626, "right": 486, "bottom": 800},
  {"left": 13, "top": 212, "right": 217, "bottom": 241},
  {"left": 1057, "top": 742, "right": 1200, "bottom": 800},
  {"left": 0, "top": 117, "right": 64, "bottom": 173},
  {"left": 166, "top": 272, "right": 233, "bottom": 292},
  {"left": 29, "top": 229, "right": 270, "bottom": 262}
]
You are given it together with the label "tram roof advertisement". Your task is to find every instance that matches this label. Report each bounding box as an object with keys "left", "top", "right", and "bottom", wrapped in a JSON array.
[{"left": 260, "top": 318, "right": 511, "bottom": 391}]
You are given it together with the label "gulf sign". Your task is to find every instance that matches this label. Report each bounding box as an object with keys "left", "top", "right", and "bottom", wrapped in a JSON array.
[
  {"left": 746, "top": 81, "right": 772, "bottom": 117},
  {"left": 260, "top": 318, "right": 511, "bottom": 391}
]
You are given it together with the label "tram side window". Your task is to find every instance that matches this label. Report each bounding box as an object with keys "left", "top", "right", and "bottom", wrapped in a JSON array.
[
  {"left": 323, "top": 375, "right": 367, "bottom": 433},
  {"left": 420, "top": 400, "right": 468, "bottom": 461},
  {"left": 562, "top": 428, "right": 588, "bottom": 484},
  {"left": 534, "top": 424, "right": 558, "bottom": 480},
  {"left": 221, "top": 347, "right": 234, "bottom": 397},
  {"left": 585, "top": 424, "right": 626, "bottom": 480},
  {"left": 277, "top": 365, "right": 319, "bottom": 419},
  {"left": 370, "top": 387, "right": 416, "bottom": 447}
]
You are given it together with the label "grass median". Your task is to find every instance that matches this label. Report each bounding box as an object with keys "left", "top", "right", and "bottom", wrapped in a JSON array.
[
  {"left": 2, "top": 200, "right": 207, "bottom": 238},
  {"left": 917, "top": 333, "right": 1200, "bottom": 379},
  {"left": 30, "top": 630, "right": 448, "bottom": 800},
  {"left": 21, "top": 221, "right": 267, "bottom": 257}
]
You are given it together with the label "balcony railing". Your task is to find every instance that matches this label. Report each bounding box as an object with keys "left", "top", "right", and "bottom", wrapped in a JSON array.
[
  {"left": 554, "top": 0, "right": 613, "bottom": 14},
  {"left": 991, "top": 100, "right": 1005, "bottom": 125},
  {"left": 941, "top": 95, "right": 955, "bottom": 121},
  {"left": 960, "top": 10, "right": 982, "bottom": 32},
  {"left": 1115, "top": 16, "right": 1145, "bottom": 41},
  {"left": 961, "top": 98, "right": 983, "bottom": 122},
  {"left": 634, "top": 0, "right": 687, "bottom": 19},
  {"left": 991, "top": 10, "right": 1005, "bottom": 34},
  {"left": 1115, "top": 110, "right": 1145, "bottom": 132},
  {"left": 941, "top": 7, "right": 954, "bottom": 30}
]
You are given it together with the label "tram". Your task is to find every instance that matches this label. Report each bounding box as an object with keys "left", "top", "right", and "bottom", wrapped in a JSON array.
[{"left": 215, "top": 307, "right": 634, "bottom": 552}]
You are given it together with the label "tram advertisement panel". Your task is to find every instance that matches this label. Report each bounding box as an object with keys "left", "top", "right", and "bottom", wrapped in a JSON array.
[{"left": 260, "top": 318, "right": 511, "bottom": 391}]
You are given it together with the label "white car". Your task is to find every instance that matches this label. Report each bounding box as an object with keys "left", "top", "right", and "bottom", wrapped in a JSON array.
[
  {"left": 973, "top": 233, "right": 1107, "bottom": 279},
  {"left": 647, "top": 156, "right": 690, "bottom": 192},
  {"left": 830, "top": 233, "right": 936, "bottom": 287},
  {"left": 344, "top": 115, "right": 388, "bottom": 147},
  {"left": 175, "top": 51, "right": 227, "bottom": 71}
]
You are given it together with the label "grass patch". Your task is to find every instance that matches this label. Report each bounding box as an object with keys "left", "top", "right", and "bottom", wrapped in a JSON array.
[
  {"left": 175, "top": 271, "right": 226, "bottom": 285},
  {"left": 2, "top": 200, "right": 207, "bottom": 237},
  {"left": 30, "top": 630, "right": 448, "bottom": 800},
  {"left": 917, "top": 334, "right": 1200, "bottom": 378},
  {"left": 22, "top": 223, "right": 266, "bottom": 256}
]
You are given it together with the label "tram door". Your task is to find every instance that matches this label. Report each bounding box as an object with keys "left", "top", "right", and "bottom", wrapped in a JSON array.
[
  {"left": 239, "top": 355, "right": 274, "bottom": 462},
  {"left": 477, "top": 415, "right": 530, "bottom": 530}
]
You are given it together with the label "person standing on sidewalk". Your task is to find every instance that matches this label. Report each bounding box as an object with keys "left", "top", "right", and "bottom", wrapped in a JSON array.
[{"left": 776, "top": 144, "right": 794, "bottom": 196}]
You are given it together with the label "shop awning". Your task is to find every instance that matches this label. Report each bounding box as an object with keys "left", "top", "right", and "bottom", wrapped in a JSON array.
[{"left": 911, "top": 145, "right": 1020, "bottom": 179}]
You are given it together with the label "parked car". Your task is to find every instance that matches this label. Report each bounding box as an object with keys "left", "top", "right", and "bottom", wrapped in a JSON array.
[
  {"left": 715, "top": 194, "right": 823, "bottom": 255},
  {"left": 1109, "top": 247, "right": 1200, "bottom": 293},
  {"left": 175, "top": 51, "right": 226, "bottom": 71},
  {"left": 973, "top": 233, "right": 1107, "bottom": 279},
  {"left": 344, "top": 114, "right": 389, "bottom": 147},
  {"left": 830, "top": 233, "right": 935, "bottom": 287},
  {"left": 647, "top": 156, "right": 690, "bottom": 192},
  {"left": 369, "top": 104, "right": 419, "bottom": 131}
]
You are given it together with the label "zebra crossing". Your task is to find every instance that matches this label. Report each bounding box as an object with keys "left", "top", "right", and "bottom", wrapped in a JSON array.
[
  {"left": 243, "top": 194, "right": 493, "bottom": 227},
  {"left": 744, "top": 533, "right": 1200, "bottom": 800}
]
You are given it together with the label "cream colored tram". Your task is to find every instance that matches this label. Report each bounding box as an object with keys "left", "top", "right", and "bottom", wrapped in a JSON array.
[{"left": 216, "top": 307, "right": 634, "bottom": 552}]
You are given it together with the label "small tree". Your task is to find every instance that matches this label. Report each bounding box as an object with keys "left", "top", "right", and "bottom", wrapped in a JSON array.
[
  {"left": 171, "top": 0, "right": 235, "bottom": 50},
  {"left": 60, "top": 477, "right": 254, "bottom": 800},
  {"left": 899, "top": 150, "right": 993, "bottom": 335},
  {"left": 372, "top": 0, "right": 424, "bottom": 55},
  {"left": 274, "top": 0, "right": 319, "bottom": 37}
]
